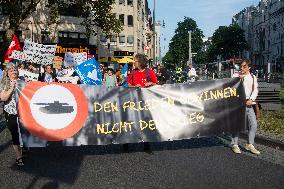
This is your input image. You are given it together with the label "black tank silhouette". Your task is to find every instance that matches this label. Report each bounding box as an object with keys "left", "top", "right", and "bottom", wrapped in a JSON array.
[{"left": 34, "top": 101, "right": 74, "bottom": 114}]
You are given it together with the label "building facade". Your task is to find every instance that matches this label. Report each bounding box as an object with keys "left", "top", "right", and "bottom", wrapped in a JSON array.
[
  {"left": 0, "top": 0, "right": 154, "bottom": 64},
  {"left": 98, "top": 0, "right": 155, "bottom": 62},
  {"left": 233, "top": 0, "right": 284, "bottom": 72}
]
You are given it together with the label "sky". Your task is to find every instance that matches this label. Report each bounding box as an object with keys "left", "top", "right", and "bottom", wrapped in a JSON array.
[{"left": 148, "top": 0, "right": 260, "bottom": 56}]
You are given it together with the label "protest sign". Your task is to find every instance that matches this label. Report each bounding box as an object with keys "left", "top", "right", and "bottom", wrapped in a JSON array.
[
  {"left": 64, "top": 52, "right": 87, "bottom": 67},
  {"left": 16, "top": 78, "right": 246, "bottom": 147},
  {"left": 23, "top": 40, "right": 56, "bottom": 65},
  {"left": 9, "top": 50, "right": 26, "bottom": 61},
  {"left": 75, "top": 58, "right": 102, "bottom": 85},
  {"left": 53, "top": 56, "right": 63, "bottom": 69},
  {"left": 19, "top": 70, "right": 39, "bottom": 82}
]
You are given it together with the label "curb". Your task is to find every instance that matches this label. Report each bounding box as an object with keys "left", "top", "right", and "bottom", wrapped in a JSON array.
[{"left": 240, "top": 133, "right": 284, "bottom": 151}]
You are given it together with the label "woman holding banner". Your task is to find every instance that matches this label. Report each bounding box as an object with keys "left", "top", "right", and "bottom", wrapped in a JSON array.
[{"left": 0, "top": 63, "right": 24, "bottom": 166}]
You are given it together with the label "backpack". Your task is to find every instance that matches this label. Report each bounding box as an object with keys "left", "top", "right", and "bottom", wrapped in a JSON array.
[{"left": 131, "top": 68, "right": 150, "bottom": 85}]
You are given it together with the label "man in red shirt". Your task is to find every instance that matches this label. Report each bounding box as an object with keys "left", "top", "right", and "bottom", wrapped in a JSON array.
[{"left": 126, "top": 54, "right": 158, "bottom": 87}]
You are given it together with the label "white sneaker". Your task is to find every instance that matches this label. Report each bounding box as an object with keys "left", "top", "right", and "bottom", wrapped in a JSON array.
[
  {"left": 245, "top": 144, "right": 260, "bottom": 155},
  {"left": 232, "top": 145, "right": 241, "bottom": 154}
]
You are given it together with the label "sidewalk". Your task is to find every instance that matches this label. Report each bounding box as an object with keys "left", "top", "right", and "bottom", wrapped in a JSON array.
[{"left": 240, "top": 130, "right": 284, "bottom": 151}]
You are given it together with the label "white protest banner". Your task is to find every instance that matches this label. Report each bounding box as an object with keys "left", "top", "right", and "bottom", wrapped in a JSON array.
[
  {"left": 74, "top": 52, "right": 87, "bottom": 65},
  {"left": 64, "top": 52, "right": 87, "bottom": 67},
  {"left": 23, "top": 40, "right": 56, "bottom": 65},
  {"left": 64, "top": 52, "right": 74, "bottom": 67},
  {"left": 57, "top": 76, "right": 79, "bottom": 84},
  {"left": 19, "top": 70, "right": 39, "bottom": 82},
  {"left": 9, "top": 50, "right": 26, "bottom": 61}
]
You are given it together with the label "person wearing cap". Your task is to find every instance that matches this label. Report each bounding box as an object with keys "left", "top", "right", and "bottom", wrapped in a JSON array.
[{"left": 0, "top": 62, "right": 24, "bottom": 166}]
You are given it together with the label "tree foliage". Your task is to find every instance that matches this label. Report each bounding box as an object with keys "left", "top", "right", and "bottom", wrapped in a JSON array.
[
  {"left": 207, "top": 24, "right": 248, "bottom": 62},
  {"left": 0, "top": 0, "right": 122, "bottom": 37},
  {"left": 0, "top": 0, "right": 122, "bottom": 62},
  {"left": 163, "top": 17, "right": 204, "bottom": 69}
]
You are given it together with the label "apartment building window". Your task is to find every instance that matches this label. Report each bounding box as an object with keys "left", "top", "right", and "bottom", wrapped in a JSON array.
[
  {"left": 128, "top": 15, "right": 133, "bottom": 27},
  {"left": 110, "top": 35, "right": 117, "bottom": 45},
  {"left": 119, "top": 14, "right": 125, "bottom": 25},
  {"left": 119, "top": 0, "right": 125, "bottom": 5},
  {"left": 58, "top": 31, "right": 88, "bottom": 44},
  {"left": 100, "top": 34, "right": 107, "bottom": 45},
  {"left": 137, "top": 0, "right": 141, "bottom": 8},
  {"left": 59, "top": 4, "right": 82, "bottom": 17},
  {"left": 127, "top": 35, "right": 134, "bottom": 46},
  {"left": 127, "top": 0, "right": 133, "bottom": 6},
  {"left": 119, "top": 35, "right": 126, "bottom": 46},
  {"left": 41, "top": 30, "right": 50, "bottom": 43}
]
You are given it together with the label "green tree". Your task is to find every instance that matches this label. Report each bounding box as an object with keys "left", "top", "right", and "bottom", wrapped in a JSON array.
[
  {"left": 163, "top": 17, "right": 204, "bottom": 69},
  {"left": 207, "top": 24, "right": 248, "bottom": 62},
  {"left": 0, "top": 0, "right": 122, "bottom": 62}
]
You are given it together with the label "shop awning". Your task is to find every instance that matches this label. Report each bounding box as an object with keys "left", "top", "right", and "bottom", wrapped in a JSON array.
[
  {"left": 99, "top": 57, "right": 119, "bottom": 63},
  {"left": 116, "top": 56, "right": 134, "bottom": 64}
]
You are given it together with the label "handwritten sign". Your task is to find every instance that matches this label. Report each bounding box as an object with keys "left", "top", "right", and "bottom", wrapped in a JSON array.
[
  {"left": 19, "top": 70, "right": 39, "bottom": 82},
  {"left": 64, "top": 52, "right": 87, "bottom": 67},
  {"left": 23, "top": 40, "right": 56, "bottom": 65},
  {"left": 53, "top": 56, "right": 63, "bottom": 69},
  {"left": 9, "top": 50, "right": 26, "bottom": 61}
]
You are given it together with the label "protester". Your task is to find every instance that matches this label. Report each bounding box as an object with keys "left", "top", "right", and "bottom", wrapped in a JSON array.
[
  {"left": 115, "top": 65, "right": 123, "bottom": 85},
  {"left": 103, "top": 68, "right": 118, "bottom": 87},
  {"left": 124, "top": 54, "right": 158, "bottom": 154},
  {"left": 38, "top": 64, "right": 57, "bottom": 82},
  {"left": 231, "top": 59, "right": 260, "bottom": 155},
  {"left": 0, "top": 62, "right": 24, "bottom": 166},
  {"left": 18, "top": 63, "right": 26, "bottom": 71},
  {"left": 187, "top": 63, "right": 197, "bottom": 82},
  {"left": 55, "top": 65, "right": 65, "bottom": 78},
  {"left": 27, "top": 62, "right": 39, "bottom": 74},
  {"left": 126, "top": 54, "right": 158, "bottom": 87},
  {"left": 156, "top": 65, "right": 168, "bottom": 85}
]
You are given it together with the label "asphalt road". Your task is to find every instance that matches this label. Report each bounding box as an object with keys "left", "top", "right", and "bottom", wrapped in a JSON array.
[{"left": 0, "top": 127, "right": 284, "bottom": 189}]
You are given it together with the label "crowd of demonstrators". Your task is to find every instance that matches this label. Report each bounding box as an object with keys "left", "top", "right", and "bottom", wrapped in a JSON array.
[
  {"left": 231, "top": 59, "right": 260, "bottom": 155},
  {"left": 0, "top": 55, "right": 262, "bottom": 168},
  {"left": 0, "top": 63, "right": 24, "bottom": 166}
]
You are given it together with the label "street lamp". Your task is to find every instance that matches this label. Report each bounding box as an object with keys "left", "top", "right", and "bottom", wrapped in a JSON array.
[{"left": 188, "top": 30, "right": 192, "bottom": 65}]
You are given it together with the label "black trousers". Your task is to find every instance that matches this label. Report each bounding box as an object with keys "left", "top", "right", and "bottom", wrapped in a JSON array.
[{"left": 4, "top": 113, "right": 21, "bottom": 145}]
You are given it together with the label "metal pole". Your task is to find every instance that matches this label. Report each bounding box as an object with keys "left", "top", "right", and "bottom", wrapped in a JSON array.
[
  {"left": 188, "top": 30, "right": 192, "bottom": 65},
  {"left": 153, "top": 0, "right": 156, "bottom": 66}
]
